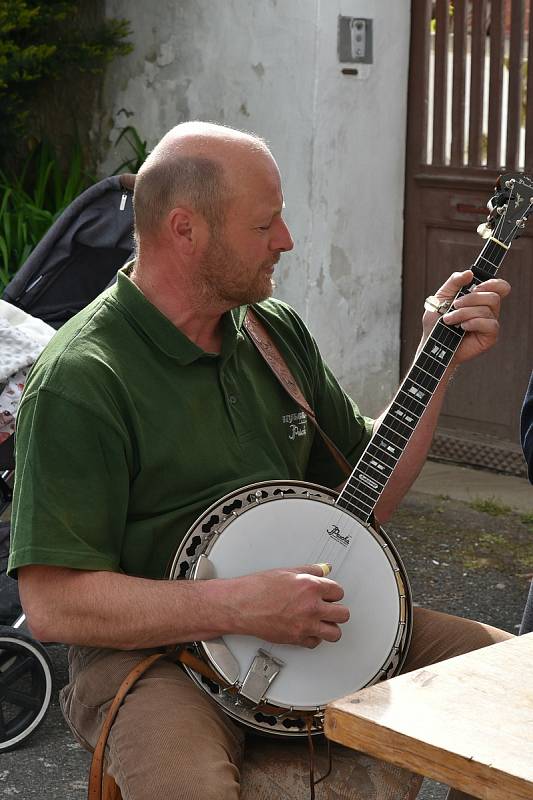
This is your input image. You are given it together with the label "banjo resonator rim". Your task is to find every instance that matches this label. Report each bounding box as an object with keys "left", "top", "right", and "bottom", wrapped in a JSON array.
[{"left": 168, "top": 479, "right": 413, "bottom": 737}]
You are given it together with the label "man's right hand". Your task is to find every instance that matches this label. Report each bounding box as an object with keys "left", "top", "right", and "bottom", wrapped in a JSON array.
[
  {"left": 19, "top": 563, "right": 349, "bottom": 651},
  {"left": 221, "top": 565, "right": 350, "bottom": 649}
]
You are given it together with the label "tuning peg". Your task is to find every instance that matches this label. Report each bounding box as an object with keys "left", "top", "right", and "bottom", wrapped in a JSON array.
[{"left": 477, "top": 222, "right": 492, "bottom": 239}]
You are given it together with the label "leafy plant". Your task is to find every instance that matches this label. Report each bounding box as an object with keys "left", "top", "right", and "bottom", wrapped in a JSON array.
[
  {"left": 0, "top": 125, "right": 148, "bottom": 292},
  {"left": 468, "top": 497, "right": 513, "bottom": 517},
  {"left": 112, "top": 126, "right": 150, "bottom": 174},
  {"left": 0, "top": 138, "right": 93, "bottom": 291},
  {"left": 0, "top": 1, "right": 132, "bottom": 158}
]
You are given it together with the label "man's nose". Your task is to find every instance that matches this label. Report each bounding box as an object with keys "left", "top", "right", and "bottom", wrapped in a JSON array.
[{"left": 271, "top": 217, "right": 294, "bottom": 253}]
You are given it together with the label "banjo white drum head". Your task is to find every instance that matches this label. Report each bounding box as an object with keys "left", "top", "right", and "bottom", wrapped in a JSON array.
[{"left": 202, "top": 496, "right": 404, "bottom": 709}]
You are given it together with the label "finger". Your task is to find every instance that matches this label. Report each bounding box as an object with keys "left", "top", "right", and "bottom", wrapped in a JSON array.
[
  {"left": 432, "top": 270, "right": 474, "bottom": 301},
  {"left": 452, "top": 290, "right": 501, "bottom": 312},
  {"left": 454, "top": 317, "right": 500, "bottom": 335},
  {"left": 293, "top": 563, "right": 333, "bottom": 578},
  {"left": 471, "top": 278, "right": 511, "bottom": 298},
  {"left": 451, "top": 291, "right": 502, "bottom": 324},
  {"left": 319, "top": 600, "right": 350, "bottom": 624},
  {"left": 317, "top": 620, "right": 343, "bottom": 643},
  {"left": 319, "top": 578, "right": 345, "bottom": 602},
  {"left": 443, "top": 305, "right": 496, "bottom": 326},
  {"left": 285, "top": 565, "right": 344, "bottom": 600}
]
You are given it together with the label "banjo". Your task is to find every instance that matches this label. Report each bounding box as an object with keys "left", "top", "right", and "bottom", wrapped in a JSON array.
[{"left": 168, "top": 172, "right": 533, "bottom": 737}]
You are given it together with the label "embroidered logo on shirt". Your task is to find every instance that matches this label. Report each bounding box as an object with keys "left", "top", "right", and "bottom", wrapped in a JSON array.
[{"left": 282, "top": 410, "right": 308, "bottom": 441}]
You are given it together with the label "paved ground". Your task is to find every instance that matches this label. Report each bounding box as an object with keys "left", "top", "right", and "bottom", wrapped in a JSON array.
[
  {"left": 2, "top": 460, "right": 532, "bottom": 799},
  {"left": 411, "top": 460, "right": 533, "bottom": 514}
]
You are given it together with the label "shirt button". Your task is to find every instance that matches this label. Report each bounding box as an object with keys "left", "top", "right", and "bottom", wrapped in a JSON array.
[{"left": 229, "top": 395, "right": 238, "bottom": 405}]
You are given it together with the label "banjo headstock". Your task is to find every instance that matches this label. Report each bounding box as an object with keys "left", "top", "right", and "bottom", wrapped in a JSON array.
[{"left": 478, "top": 172, "right": 533, "bottom": 244}]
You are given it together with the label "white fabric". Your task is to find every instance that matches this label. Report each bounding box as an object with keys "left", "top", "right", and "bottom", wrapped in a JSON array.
[
  {"left": 0, "top": 299, "right": 56, "bottom": 382},
  {"left": 0, "top": 368, "right": 28, "bottom": 444},
  {"left": 0, "top": 300, "right": 56, "bottom": 443}
]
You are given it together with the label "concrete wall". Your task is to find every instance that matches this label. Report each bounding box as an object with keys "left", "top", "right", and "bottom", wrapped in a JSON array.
[{"left": 100, "top": 0, "right": 411, "bottom": 416}]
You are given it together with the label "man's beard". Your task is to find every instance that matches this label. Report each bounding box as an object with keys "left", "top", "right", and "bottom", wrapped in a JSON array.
[{"left": 198, "top": 232, "right": 279, "bottom": 307}]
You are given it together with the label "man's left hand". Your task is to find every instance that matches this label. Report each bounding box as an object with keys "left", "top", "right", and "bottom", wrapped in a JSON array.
[{"left": 422, "top": 269, "right": 511, "bottom": 365}]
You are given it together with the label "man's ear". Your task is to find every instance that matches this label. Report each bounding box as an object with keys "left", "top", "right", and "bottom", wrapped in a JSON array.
[{"left": 167, "top": 207, "right": 197, "bottom": 254}]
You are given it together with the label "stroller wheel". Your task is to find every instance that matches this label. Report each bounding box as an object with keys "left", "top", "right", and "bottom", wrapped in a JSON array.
[{"left": 0, "top": 625, "right": 53, "bottom": 751}]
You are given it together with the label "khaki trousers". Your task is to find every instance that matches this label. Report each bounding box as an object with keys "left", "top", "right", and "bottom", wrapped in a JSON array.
[{"left": 60, "top": 608, "right": 511, "bottom": 800}]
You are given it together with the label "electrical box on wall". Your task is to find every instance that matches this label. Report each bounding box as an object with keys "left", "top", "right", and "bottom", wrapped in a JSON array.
[{"left": 338, "top": 16, "right": 373, "bottom": 64}]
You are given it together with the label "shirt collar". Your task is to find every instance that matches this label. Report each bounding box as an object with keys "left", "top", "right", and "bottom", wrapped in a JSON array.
[{"left": 112, "top": 265, "right": 247, "bottom": 365}]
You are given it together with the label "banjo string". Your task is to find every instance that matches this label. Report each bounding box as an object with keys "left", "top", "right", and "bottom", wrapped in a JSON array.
[{"left": 261, "top": 508, "right": 360, "bottom": 661}]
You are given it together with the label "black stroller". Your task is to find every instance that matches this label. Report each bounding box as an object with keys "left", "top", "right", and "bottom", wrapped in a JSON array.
[{"left": 0, "top": 173, "right": 135, "bottom": 750}]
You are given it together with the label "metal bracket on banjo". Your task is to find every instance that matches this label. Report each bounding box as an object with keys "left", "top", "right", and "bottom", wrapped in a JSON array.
[
  {"left": 192, "top": 554, "right": 216, "bottom": 580},
  {"left": 240, "top": 648, "right": 285, "bottom": 705}
]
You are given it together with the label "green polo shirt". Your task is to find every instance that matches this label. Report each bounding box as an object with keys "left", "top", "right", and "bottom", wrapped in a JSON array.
[{"left": 9, "top": 268, "right": 373, "bottom": 580}]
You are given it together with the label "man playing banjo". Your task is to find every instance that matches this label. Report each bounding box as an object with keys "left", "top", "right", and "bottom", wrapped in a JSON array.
[{"left": 10, "top": 122, "right": 512, "bottom": 799}]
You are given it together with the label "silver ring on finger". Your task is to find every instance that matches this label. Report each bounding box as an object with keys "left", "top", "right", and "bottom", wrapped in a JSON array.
[{"left": 424, "top": 295, "right": 453, "bottom": 315}]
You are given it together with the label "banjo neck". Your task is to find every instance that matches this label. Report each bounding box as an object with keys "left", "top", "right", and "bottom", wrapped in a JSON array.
[{"left": 336, "top": 172, "right": 533, "bottom": 525}]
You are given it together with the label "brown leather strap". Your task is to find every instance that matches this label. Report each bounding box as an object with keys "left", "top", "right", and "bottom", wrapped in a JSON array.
[
  {"left": 87, "top": 652, "right": 168, "bottom": 800},
  {"left": 87, "top": 647, "right": 240, "bottom": 800},
  {"left": 178, "top": 648, "right": 232, "bottom": 687},
  {"left": 244, "top": 309, "right": 353, "bottom": 479}
]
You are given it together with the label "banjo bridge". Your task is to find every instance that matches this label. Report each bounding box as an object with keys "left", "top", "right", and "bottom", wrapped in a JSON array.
[{"left": 240, "top": 648, "right": 285, "bottom": 705}]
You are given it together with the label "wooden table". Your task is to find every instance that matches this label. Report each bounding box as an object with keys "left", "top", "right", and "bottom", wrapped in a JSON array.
[{"left": 325, "top": 633, "right": 533, "bottom": 800}]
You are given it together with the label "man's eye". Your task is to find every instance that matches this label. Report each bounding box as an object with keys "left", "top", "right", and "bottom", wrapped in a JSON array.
[{"left": 257, "top": 225, "right": 271, "bottom": 231}]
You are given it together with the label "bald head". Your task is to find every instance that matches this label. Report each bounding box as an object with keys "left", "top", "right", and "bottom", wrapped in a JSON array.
[{"left": 133, "top": 122, "right": 273, "bottom": 241}]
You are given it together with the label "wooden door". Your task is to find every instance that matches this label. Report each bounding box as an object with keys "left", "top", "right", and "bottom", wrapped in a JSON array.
[{"left": 403, "top": 0, "right": 533, "bottom": 475}]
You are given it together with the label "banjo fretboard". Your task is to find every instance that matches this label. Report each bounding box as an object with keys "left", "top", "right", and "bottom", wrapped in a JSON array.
[{"left": 336, "top": 173, "right": 533, "bottom": 524}]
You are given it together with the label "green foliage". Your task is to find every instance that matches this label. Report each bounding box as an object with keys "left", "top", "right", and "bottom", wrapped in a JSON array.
[
  {"left": 0, "top": 0, "right": 132, "bottom": 153},
  {"left": 0, "top": 126, "right": 148, "bottom": 292},
  {"left": 0, "top": 139, "right": 93, "bottom": 291},
  {"left": 468, "top": 497, "right": 513, "bottom": 517},
  {"left": 112, "top": 126, "right": 150, "bottom": 174}
]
